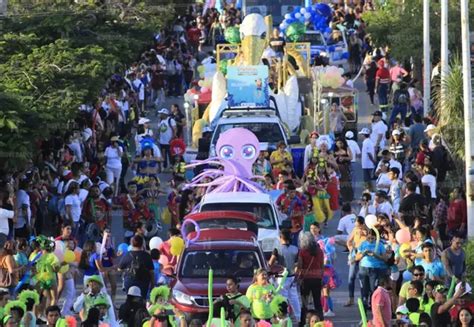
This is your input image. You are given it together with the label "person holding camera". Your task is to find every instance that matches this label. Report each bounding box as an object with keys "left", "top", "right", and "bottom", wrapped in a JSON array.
[{"left": 214, "top": 277, "right": 250, "bottom": 322}]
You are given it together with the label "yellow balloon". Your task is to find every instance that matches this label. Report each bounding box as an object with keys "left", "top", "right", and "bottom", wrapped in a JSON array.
[
  {"left": 64, "top": 250, "right": 75, "bottom": 264},
  {"left": 170, "top": 237, "right": 185, "bottom": 256}
]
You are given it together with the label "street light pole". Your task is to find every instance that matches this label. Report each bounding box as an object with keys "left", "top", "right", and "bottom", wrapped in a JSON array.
[
  {"left": 423, "top": 0, "right": 430, "bottom": 117},
  {"left": 460, "top": 0, "right": 474, "bottom": 238},
  {"left": 440, "top": 0, "right": 449, "bottom": 95}
]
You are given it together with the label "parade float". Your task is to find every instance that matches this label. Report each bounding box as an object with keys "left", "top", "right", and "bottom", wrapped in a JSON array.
[{"left": 184, "top": 2, "right": 359, "bottom": 176}]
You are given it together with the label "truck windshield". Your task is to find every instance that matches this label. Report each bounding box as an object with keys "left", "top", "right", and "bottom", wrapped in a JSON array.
[
  {"left": 213, "top": 122, "right": 284, "bottom": 145},
  {"left": 301, "top": 33, "right": 325, "bottom": 46},
  {"left": 244, "top": 0, "right": 304, "bottom": 24},
  {"left": 201, "top": 203, "right": 276, "bottom": 229},
  {"left": 180, "top": 250, "right": 261, "bottom": 278}
]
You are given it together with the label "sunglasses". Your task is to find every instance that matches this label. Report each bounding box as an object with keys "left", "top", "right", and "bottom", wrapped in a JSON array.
[{"left": 413, "top": 273, "right": 424, "bottom": 277}]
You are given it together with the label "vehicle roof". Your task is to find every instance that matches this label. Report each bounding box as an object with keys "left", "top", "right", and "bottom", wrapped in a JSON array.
[
  {"left": 186, "top": 230, "right": 259, "bottom": 249},
  {"left": 215, "top": 115, "right": 281, "bottom": 124},
  {"left": 201, "top": 192, "right": 273, "bottom": 204},
  {"left": 184, "top": 210, "right": 257, "bottom": 224}
]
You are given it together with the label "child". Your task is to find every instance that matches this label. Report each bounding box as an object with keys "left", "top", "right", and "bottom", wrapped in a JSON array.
[
  {"left": 389, "top": 167, "right": 403, "bottom": 212},
  {"left": 150, "top": 248, "right": 166, "bottom": 286},
  {"left": 270, "top": 295, "right": 291, "bottom": 327}
]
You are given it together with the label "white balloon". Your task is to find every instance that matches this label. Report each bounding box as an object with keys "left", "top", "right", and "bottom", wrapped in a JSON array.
[
  {"left": 295, "top": 13, "right": 302, "bottom": 19},
  {"left": 149, "top": 236, "right": 163, "bottom": 249},
  {"left": 304, "top": 12, "right": 312, "bottom": 19},
  {"left": 365, "top": 214, "right": 377, "bottom": 229},
  {"left": 285, "top": 13, "right": 291, "bottom": 19},
  {"left": 300, "top": 8, "right": 306, "bottom": 14}
]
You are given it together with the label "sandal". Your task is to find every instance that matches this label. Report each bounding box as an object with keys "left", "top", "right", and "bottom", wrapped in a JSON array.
[{"left": 344, "top": 299, "right": 354, "bottom": 307}]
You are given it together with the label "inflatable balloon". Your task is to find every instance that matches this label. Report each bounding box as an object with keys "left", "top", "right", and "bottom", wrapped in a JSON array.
[
  {"left": 224, "top": 26, "right": 240, "bottom": 44},
  {"left": 54, "top": 240, "right": 64, "bottom": 253},
  {"left": 396, "top": 228, "right": 411, "bottom": 244},
  {"left": 74, "top": 248, "right": 82, "bottom": 263},
  {"left": 59, "top": 264, "right": 69, "bottom": 274},
  {"left": 403, "top": 270, "right": 412, "bottom": 281},
  {"left": 127, "top": 245, "right": 132, "bottom": 252},
  {"left": 365, "top": 214, "right": 377, "bottom": 229},
  {"left": 399, "top": 243, "right": 411, "bottom": 259},
  {"left": 170, "top": 237, "right": 185, "bottom": 256},
  {"left": 64, "top": 250, "right": 75, "bottom": 264},
  {"left": 286, "top": 22, "right": 306, "bottom": 42},
  {"left": 149, "top": 237, "right": 163, "bottom": 250}
]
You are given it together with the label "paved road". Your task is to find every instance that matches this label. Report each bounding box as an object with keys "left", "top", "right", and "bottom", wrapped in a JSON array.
[{"left": 86, "top": 76, "right": 375, "bottom": 325}]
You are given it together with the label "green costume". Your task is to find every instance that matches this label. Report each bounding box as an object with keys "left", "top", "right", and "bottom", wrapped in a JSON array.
[{"left": 245, "top": 283, "right": 276, "bottom": 320}]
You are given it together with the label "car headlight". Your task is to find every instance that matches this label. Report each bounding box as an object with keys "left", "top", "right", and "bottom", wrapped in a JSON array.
[
  {"left": 261, "top": 238, "right": 278, "bottom": 252},
  {"left": 173, "top": 289, "right": 193, "bottom": 305}
]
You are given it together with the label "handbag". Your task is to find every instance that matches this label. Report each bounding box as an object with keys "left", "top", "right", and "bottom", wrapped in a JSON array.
[
  {"left": 0, "top": 258, "right": 12, "bottom": 287},
  {"left": 296, "top": 256, "right": 315, "bottom": 286}
]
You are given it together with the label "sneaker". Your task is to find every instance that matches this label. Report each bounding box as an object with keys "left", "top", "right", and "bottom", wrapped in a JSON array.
[{"left": 323, "top": 310, "right": 335, "bottom": 317}]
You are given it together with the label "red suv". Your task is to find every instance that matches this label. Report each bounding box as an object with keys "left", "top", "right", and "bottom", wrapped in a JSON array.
[{"left": 169, "top": 211, "right": 269, "bottom": 321}]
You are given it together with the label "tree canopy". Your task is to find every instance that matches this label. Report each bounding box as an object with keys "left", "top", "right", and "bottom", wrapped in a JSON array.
[{"left": 0, "top": 1, "right": 174, "bottom": 170}]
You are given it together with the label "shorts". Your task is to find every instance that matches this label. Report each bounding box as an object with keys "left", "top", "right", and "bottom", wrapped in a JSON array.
[{"left": 106, "top": 166, "right": 122, "bottom": 184}]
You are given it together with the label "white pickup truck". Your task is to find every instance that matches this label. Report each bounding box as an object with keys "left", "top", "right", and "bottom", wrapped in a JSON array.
[{"left": 198, "top": 192, "right": 282, "bottom": 256}]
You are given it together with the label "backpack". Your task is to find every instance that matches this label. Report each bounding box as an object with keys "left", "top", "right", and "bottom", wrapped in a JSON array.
[
  {"left": 397, "top": 92, "right": 408, "bottom": 104},
  {"left": 128, "top": 252, "right": 148, "bottom": 280}
]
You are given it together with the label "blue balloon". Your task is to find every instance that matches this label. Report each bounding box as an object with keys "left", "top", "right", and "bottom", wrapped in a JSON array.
[
  {"left": 403, "top": 270, "right": 412, "bottom": 281},
  {"left": 294, "top": 6, "right": 301, "bottom": 13},
  {"left": 341, "top": 52, "right": 350, "bottom": 59},
  {"left": 287, "top": 18, "right": 296, "bottom": 24},
  {"left": 328, "top": 45, "right": 336, "bottom": 53},
  {"left": 118, "top": 243, "right": 128, "bottom": 254},
  {"left": 299, "top": 16, "right": 305, "bottom": 23},
  {"left": 315, "top": 3, "right": 332, "bottom": 19},
  {"left": 127, "top": 245, "right": 132, "bottom": 251},
  {"left": 325, "top": 27, "right": 332, "bottom": 34}
]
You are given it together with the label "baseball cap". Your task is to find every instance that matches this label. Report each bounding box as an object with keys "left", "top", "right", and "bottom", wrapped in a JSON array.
[
  {"left": 127, "top": 286, "right": 142, "bottom": 297},
  {"left": 358, "top": 127, "right": 371, "bottom": 135},
  {"left": 158, "top": 108, "right": 170, "bottom": 115},
  {"left": 345, "top": 131, "right": 354, "bottom": 139},
  {"left": 138, "top": 117, "right": 151, "bottom": 125},
  {"left": 372, "top": 110, "right": 383, "bottom": 117},
  {"left": 396, "top": 305, "right": 409, "bottom": 315},
  {"left": 392, "top": 129, "right": 401, "bottom": 136},
  {"left": 424, "top": 124, "right": 436, "bottom": 132}
]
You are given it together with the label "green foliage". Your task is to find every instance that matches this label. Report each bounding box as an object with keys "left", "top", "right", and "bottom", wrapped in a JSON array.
[
  {"left": 0, "top": 1, "right": 174, "bottom": 170},
  {"left": 465, "top": 240, "right": 474, "bottom": 285},
  {"left": 432, "top": 57, "right": 464, "bottom": 161},
  {"left": 363, "top": 0, "right": 474, "bottom": 63}
]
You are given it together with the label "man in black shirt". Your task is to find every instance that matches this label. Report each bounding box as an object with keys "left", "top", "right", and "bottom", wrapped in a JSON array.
[
  {"left": 399, "top": 182, "right": 427, "bottom": 227},
  {"left": 170, "top": 103, "right": 186, "bottom": 138},
  {"left": 119, "top": 235, "right": 155, "bottom": 298},
  {"left": 431, "top": 284, "right": 465, "bottom": 327}
]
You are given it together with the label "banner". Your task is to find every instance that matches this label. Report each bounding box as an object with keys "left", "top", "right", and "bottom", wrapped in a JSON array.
[{"left": 227, "top": 65, "right": 269, "bottom": 108}]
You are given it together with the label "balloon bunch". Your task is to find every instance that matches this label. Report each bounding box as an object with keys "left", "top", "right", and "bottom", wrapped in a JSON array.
[
  {"left": 279, "top": 3, "right": 333, "bottom": 41},
  {"left": 315, "top": 66, "right": 345, "bottom": 88}
]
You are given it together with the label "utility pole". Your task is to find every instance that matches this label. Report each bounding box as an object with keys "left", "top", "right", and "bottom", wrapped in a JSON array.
[
  {"left": 460, "top": 0, "right": 474, "bottom": 239},
  {"left": 440, "top": 0, "right": 449, "bottom": 96},
  {"left": 423, "top": 0, "right": 430, "bottom": 117},
  {"left": 0, "top": 0, "right": 7, "bottom": 16}
]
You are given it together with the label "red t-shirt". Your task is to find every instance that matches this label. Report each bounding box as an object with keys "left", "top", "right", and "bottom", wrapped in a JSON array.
[
  {"left": 447, "top": 199, "right": 467, "bottom": 230},
  {"left": 187, "top": 28, "right": 201, "bottom": 44},
  {"left": 376, "top": 68, "right": 390, "bottom": 84},
  {"left": 299, "top": 247, "right": 324, "bottom": 279},
  {"left": 371, "top": 287, "right": 392, "bottom": 327}
]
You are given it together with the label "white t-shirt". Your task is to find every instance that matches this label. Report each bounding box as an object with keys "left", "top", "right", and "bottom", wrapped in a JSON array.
[
  {"left": 65, "top": 194, "right": 82, "bottom": 223},
  {"left": 337, "top": 213, "right": 357, "bottom": 235},
  {"left": 421, "top": 174, "right": 437, "bottom": 199},
  {"left": 361, "top": 138, "right": 376, "bottom": 169},
  {"left": 376, "top": 172, "right": 392, "bottom": 194},
  {"left": 68, "top": 141, "right": 83, "bottom": 163},
  {"left": 347, "top": 139, "right": 361, "bottom": 162},
  {"left": 375, "top": 201, "right": 393, "bottom": 220},
  {"left": 132, "top": 79, "right": 145, "bottom": 100},
  {"left": 104, "top": 146, "right": 123, "bottom": 169},
  {"left": 0, "top": 208, "right": 14, "bottom": 236},
  {"left": 370, "top": 121, "right": 388, "bottom": 148},
  {"left": 15, "top": 190, "right": 31, "bottom": 229},
  {"left": 79, "top": 189, "right": 89, "bottom": 204},
  {"left": 376, "top": 159, "right": 403, "bottom": 178},
  {"left": 158, "top": 117, "right": 176, "bottom": 145}
]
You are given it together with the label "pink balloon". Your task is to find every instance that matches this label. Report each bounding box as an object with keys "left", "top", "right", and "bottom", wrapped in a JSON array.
[{"left": 395, "top": 228, "right": 411, "bottom": 244}]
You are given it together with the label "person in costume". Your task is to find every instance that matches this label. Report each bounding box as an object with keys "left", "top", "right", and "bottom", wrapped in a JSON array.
[
  {"left": 214, "top": 277, "right": 250, "bottom": 321},
  {"left": 73, "top": 275, "right": 115, "bottom": 323},
  {"left": 246, "top": 268, "right": 276, "bottom": 322},
  {"left": 4, "top": 300, "right": 26, "bottom": 325},
  {"left": 34, "top": 236, "right": 60, "bottom": 308},
  {"left": 310, "top": 160, "right": 332, "bottom": 225},
  {"left": 140, "top": 176, "right": 164, "bottom": 233},
  {"left": 270, "top": 295, "right": 291, "bottom": 327},
  {"left": 276, "top": 181, "right": 307, "bottom": 232},
  {"left": 133, "top": 139, "right": 162, "bottom": 190},
  {"left": 148, "top": 285, "right": 186, "bottom": 327},
  {"left": 0, "top": 289, "right": 9, "bottom": 322},
  {"left": 93, "top": 296, "right": 119, "bottom": 327},
  {"left": 270, "top": 141, "right": 293, "bottom": 179},
  {"left": 58, "top": 240, "right": 77, "bottom": 317},
  {"left": 18, "top": 289, "right": 39, "bottom": 327},
  {"left": 317, "top": 237, "right": 340, "bottom": 318},
  {"left": 325, "top": 165, "right": 339, "bottom": 215},
  {"left": 3, "top": 315, "right": 18, "bottom": 327},
  {"left": 114, "top": 181, "right": 139, "bottom": 231},
  {"left": 166, "top": 177, "right": 184, "bottom": 227}
]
